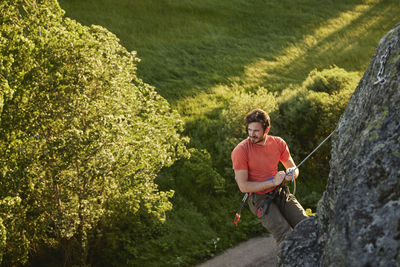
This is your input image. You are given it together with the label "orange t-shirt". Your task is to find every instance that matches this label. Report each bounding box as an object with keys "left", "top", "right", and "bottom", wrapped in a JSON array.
[{"left": 231, "top": 136, "right": 290, "bottom": 194}]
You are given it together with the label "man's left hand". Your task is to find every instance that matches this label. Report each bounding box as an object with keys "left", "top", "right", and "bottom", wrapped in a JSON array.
[{"left": 285, "top": 168, "right": 296, "bottom": 181}]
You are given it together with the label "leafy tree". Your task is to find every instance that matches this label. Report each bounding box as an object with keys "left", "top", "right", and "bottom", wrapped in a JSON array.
[{"left": 0, "top": 0, "right": 187, "bottom": 265}]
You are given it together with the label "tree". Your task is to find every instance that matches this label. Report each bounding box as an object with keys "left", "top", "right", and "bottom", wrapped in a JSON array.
[{"left": 0, "top": 0, "right": 187, "bottom": 265}]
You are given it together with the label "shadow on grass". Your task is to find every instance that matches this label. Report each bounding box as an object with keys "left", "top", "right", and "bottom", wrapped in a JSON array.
[
  {"left": 264, "top": 0, "right": 400, "bottom": 90},
  {"left": 58, "top": 0, "right": 377, "bottom": 104}
]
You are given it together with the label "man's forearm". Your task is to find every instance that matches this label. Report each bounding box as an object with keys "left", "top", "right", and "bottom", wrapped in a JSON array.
[
  {"left": 237, "top": 179, "right": 276, "bottom": 193},
  {"left": 234, "top": 170, "right": 286, "bottom": 193}
]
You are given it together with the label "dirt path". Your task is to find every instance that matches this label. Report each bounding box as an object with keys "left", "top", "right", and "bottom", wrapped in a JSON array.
[{"left": 195, "top": 237, "right": 278, "bottom": 267}]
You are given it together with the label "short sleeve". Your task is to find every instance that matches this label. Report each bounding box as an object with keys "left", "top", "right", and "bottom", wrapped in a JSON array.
[
  {"left": 279, "top": 138, "right": 290, "bottom": 162},
  {"left": 231, "top": 144, "right": 248, "bottom": 170}
]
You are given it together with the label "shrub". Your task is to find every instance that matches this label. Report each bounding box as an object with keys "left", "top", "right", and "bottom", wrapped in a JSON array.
[
  {"left": 177, "top": 85, "right": 278, "bottom": 181},
  {"left": 158, "top": 148, "right": 225, "bottom": 206},
  {"left": 277, "top": 67, "right": 358, "bottom": 156},
  {"left": 274, "top": 67, "right": 359, "bottom": 206},
  {"left": 217, "top": 86, "right": 278, "bottom": 177},
  {"left": 303, "top": 65, "right": 360, "bottom": 94}
]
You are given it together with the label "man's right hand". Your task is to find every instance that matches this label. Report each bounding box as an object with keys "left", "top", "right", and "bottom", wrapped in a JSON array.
[{"left": 274, "top": 171, "right": 286, "bottom": 185}]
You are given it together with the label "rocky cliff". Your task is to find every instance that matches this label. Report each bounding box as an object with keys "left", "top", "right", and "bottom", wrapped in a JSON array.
[{"left": 278, "top": 23, "right": 400, "bottom": 267}]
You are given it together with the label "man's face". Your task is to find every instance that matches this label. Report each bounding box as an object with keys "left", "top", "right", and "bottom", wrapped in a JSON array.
[{"left": 248, "top": 122, "right": 265, "bottom": 144}]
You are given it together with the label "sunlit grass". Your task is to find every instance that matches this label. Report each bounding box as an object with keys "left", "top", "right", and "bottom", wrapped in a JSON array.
[
  {"left": 173, "top": 0, "right": 399, "bottom": 119},
  {"left": 58, "top": 0, "right": 400, "bottom": 105},
  {"left": 234, "top": 0, "right": 393, "bottom": 90},
  {"left": 58, "top": 0, "right": 400, "bottom": 166}
]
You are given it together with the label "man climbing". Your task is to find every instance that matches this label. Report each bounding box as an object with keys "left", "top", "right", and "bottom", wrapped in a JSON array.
[{"left": 231, "top": 109, "right": 308, "bottom": 244}]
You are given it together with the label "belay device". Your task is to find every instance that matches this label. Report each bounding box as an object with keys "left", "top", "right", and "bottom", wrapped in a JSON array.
[{"left": 233, "top": 130, "right": 334, "bottom": 226}]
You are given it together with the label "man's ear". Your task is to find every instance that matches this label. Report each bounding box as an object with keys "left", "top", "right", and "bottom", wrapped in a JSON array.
[{"left": 265, "top": 126, "right": 270, "bottom": 135}]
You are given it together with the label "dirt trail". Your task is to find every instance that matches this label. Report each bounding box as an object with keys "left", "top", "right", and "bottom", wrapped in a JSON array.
[{"left": 195, "top": 237, "right": 278, "bottom": 267}]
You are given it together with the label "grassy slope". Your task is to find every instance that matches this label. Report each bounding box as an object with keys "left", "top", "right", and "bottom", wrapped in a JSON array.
[
  {"left": 58, "top": 0, "right": 400, "bottom": 265},
  {"left": 59, "top": 0, "right": 400, "bottom": 104},
  {"left": 58, "top": 0, "right": 400, "bottom": 144}
]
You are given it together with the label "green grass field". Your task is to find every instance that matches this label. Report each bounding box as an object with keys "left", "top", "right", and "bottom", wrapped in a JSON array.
[
  {"left": 58, "top": 0, "right": 400, "bottom": 265},
  {"left": 59, "top": 0, "right": 399, "bottom": 105}
]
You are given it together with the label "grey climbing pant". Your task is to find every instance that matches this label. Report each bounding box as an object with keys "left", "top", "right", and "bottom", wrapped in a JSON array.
[{"left": 248, "top": 187, "right": 308, "bottom": 244}]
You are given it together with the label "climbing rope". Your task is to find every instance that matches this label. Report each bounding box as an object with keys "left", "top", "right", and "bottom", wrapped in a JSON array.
[{"left": 287, "top": 130, "right": 335, "bottom": 196}]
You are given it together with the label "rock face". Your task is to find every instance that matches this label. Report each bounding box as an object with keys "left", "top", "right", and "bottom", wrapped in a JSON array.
[{"left": 278, "top": 23, "right": 400, "bottom": 267}]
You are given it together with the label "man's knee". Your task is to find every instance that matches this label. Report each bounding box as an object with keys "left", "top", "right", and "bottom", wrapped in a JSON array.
[
  {"left": 284, "top": 196, "right": 308, "bottom": 227},
  {"left": 260, "top": 203, "right": 292, "bottom": 244}
]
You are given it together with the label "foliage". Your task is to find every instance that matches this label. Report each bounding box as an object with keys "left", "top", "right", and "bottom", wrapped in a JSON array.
[
  {"left": 303, "top": 66, "right": 360, "bottom": 94},
  {"left": 0, "top": 0, "right": 186, "bottom": 265},
  {"left": 161, "top": 148, "right": 225, "bottom": 196},
  {"left": 274, "top": 66, "right": 359, "bottom": 206},
  {"left": 276, "top": 66, "right": 359, "bottom": 154},
  {"left": 0, "top": 197, "right": 23, "bottom": 264},
  {"left": 89, "top": 195, "right": 224, "bottom": 267},
  {"left": 216, "top": 87, "right": 278, "bottom": 176},
  {"left": 179, "top": 85, "right": 278, "bottom": 176}
]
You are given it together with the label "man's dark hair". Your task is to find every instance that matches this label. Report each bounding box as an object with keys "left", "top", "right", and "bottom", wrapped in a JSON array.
[{"left": 245, "top": 109, "right": 270, "bottom": 131}]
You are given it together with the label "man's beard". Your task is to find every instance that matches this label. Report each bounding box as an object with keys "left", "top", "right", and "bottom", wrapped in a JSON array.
[{"left": 250, "top": 135, "right": 264, "bottom": 144}]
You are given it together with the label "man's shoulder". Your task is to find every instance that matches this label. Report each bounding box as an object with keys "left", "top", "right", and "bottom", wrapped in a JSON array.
[
  {"left": 268, "top": 135, "right": 286, "bottom": 144},
  {"left": 267, "top": 135, "right": 288, "bottom": 152},
  {"left": 232, "top": 138, "right": 250, "bottom": 152},
  {"left": 231, "top": 139, "right": 250, "bottom": 167},
  {"left": 236, "top": 138, "right": 251, "bottom": 147}
]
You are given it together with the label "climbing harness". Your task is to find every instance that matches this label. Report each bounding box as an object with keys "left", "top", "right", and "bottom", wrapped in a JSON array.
[
  {"left": 256, "top": 183, "right": 284, "bottom": 218},
  {"left": 233, "top": 130, "right": 335, "bottom": 225}
]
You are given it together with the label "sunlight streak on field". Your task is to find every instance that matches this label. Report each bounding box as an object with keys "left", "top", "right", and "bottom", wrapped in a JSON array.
[{"left": 240, "top": 1, "right": 381, "bottom": 89}]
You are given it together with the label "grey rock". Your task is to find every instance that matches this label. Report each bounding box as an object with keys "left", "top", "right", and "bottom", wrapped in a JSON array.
[{"left": 278, "top": 23, "right": 400, "bottom": 267}]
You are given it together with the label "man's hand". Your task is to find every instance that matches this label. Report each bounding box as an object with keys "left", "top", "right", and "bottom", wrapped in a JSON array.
[
  {"left": 282, "top": 156, "right": 299, "bottom": 180},
  {"left": 285, "top": 168, "right": 297, "bottom": 181},
  {"left": 274, "top": 171, "right": 286, "bottom": 185}
]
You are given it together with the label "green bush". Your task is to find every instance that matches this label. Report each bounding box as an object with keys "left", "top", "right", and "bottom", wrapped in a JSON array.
[
  {"left": 274, "top": 66, "right": 359, "bottom": 207},
  {"left": 303, "top": 65, "right": 359, "bottom": 94},
  {"left": 0, "top": 1, "right": 186, "bottom": 265},
  {"left": 0, "top": 197, "right": 22, "bottom": 264},
  {"left": 157, "top": 148, "right": 225, "bottom": 209},
  {"left": 214, "top": 87, "right": 278, "bottom": 177},
  {"left": 277, "top": 66, "right": 358, "bottom": 154}
]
